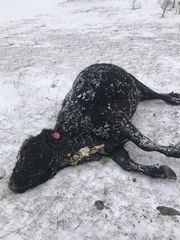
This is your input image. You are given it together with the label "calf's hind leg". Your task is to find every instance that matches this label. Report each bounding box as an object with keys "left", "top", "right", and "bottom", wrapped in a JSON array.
[
  {"left": 134, "top": 77, "right": 180, "bottom": 105},
  {"left": 111, "top": 148, "right": 176, "bottom": 179}
]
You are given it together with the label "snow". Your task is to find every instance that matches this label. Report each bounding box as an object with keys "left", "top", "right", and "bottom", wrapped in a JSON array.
[
  {"left": 0, "top": 0, "right": 180, "bottom": 239},
  {"left": 0, "top": 0, "right": 60, "bottom": 24}
]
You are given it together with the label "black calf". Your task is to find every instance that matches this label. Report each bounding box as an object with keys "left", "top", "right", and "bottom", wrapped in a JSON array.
[{"left": 9, "top": 63, "right": 180, "bottom": 193}]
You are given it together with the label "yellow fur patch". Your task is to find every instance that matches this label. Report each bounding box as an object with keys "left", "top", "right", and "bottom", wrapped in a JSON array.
[{"left": 68, "top": 144, "right": 106, "bottom": 166}]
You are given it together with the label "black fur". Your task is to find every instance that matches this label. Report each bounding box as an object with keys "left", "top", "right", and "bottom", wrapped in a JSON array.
[{"left": 9, "top": 63, "right": 180, "bottom": 193}]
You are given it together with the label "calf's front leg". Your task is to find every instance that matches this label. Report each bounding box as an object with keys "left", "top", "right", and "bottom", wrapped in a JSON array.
[
  {"left": 102, "top": 111, "right": 180, "bottom": 159},
  {"left": 124, "top": 120, "right": 180, "bottom": 158},
  {"left": 111, "top": 148, "right": 176, "bottom": 179}
]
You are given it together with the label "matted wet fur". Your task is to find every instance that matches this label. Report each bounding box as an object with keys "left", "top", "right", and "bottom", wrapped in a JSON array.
[{"left": 9, "top": 63, "right": 180, "bottom": 193}]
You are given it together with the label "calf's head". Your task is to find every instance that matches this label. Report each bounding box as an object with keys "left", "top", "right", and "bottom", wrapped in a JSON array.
[{"left": 9, "top": 129, "right": 62, "bottom": 193}]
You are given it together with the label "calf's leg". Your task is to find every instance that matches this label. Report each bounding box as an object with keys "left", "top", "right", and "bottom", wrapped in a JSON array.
[
  {"left": 134, "top": 77, "right": 180, "bottom": 105},
  {"left": 124, "top": 118, "right": 180, "bottom": 158},
  {"left": 111, "top": 148, "right": 176, "bottom": 179},
  {"left": 99, "top": 111, "right": 180, "bottom": 158}
]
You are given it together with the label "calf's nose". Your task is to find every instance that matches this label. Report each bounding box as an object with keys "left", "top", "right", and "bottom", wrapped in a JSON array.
[{"left": 9, "top": 180, "right": 17, "bottom": 193}]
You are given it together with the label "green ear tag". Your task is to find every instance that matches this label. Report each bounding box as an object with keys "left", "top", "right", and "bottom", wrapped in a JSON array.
[{"left": 100, "top": 156, "right": 109, "bottom": 165}]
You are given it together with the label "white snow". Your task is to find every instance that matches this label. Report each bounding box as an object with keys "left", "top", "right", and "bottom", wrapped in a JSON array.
[
  {"left": 0, "top": 0, "right": 60, "bottom": 24},
  {"left": 0, "top": 0, "right": 180, "bottom": 239}
]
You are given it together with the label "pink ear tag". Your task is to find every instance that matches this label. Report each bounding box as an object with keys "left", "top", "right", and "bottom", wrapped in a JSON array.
[{"left": 51, "top": 132, "right": 61, "bottom": 140}]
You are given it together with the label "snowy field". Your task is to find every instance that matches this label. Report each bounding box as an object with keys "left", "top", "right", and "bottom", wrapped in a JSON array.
[{"left": 0, "top": 0, "right": 180, "bottom": 239}]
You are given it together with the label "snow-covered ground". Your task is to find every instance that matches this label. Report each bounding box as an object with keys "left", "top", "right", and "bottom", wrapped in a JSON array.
[{"left": 0, "top": 0, "right": 180, "bottom": 239}]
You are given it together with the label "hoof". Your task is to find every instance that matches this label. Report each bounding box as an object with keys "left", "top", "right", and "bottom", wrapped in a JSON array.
[
  {"left": 168, "top": 92, "right": 180, "bottom": 105},
  {"left": 160, "top": 165, "right": 177, "bottom": 180}
]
